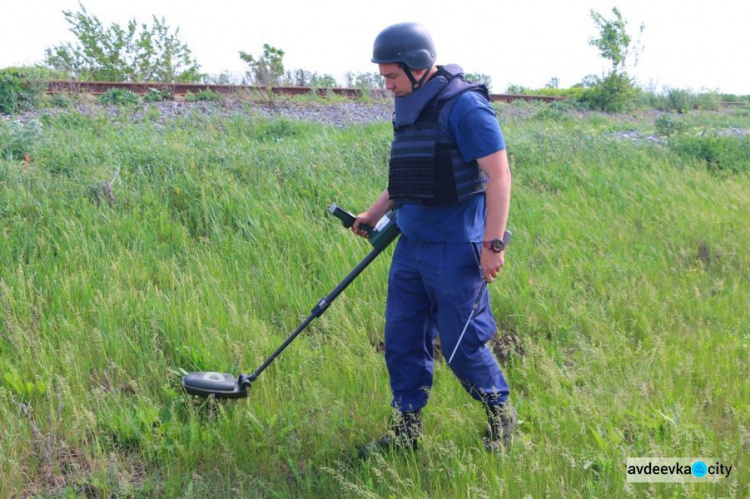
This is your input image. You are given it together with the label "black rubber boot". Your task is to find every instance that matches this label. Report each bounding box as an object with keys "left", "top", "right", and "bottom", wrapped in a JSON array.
[
  {"left": 483, "top": 403, "right": 518, "bottom": 453},
  {"left": 358, "top": 409, "right": 422, "bottom": 458}
]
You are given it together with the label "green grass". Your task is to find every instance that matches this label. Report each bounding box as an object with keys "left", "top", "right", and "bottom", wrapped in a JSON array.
[{"left": 0, "top": 103, "right": 748, "bottom": 497}]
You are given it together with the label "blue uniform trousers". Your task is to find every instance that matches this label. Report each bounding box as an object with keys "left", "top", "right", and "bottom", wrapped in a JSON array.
[{"left": 384, "top": 235, "right": 510, "bottom": 411}]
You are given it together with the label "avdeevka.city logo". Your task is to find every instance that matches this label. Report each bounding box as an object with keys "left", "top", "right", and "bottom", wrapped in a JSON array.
[
  {"left": 626, "top": 458, "right": 733, "bottom": 483},
  {"left": 691, "top": 461, "right": 708, "bottom": 478}
]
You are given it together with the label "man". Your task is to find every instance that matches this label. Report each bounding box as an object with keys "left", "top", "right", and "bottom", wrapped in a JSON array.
[{"left": 353, "top": 22, "right": 516, "bottom": 454}]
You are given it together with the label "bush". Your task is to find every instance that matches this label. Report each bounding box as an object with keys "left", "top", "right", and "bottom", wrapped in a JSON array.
[
  {"left": 533, "top": 100, "right": 581, "bottom": 121},
  {"left": 0, "top": 119, "right": 44, "bottom": 160},
  {"left": 99, "top": 88, "right": 139, "bottom": 105},
  {"left": 283, "top": 69, "right": 340, "bottom": 88},
  {"left": 666, "top": 88, "right": 693, "bottom": 113},
  {"left": 0, "top": 67, "right": 50, "bottom": 114},
  {"left": 0, "top": 73, "right": 27, "bottom": 114},
  {"left": 579, "top": 72, "right": 638, "bottom": 112},
  {"left": 639, "top": 89, "right": 728, "bottom": 112},
  {"left": 240, "top": 44, "right": 285, "bottom": 85},
  {"left": 184, "top": 89, "right": 223, "bottom": 102},
  {"left": 45, "top": 4, "right": 203, "bottom": 82},
  {"left": 344, "top": 71, "right": 385, "bottom": 90},
  {"left": 720, "top": 93, "right": 750, "bottom": 103},
  {"left": 48, "top": 93, "right": 73, "bottom": 108},
  {"left": 654, "top": 114, "right": 686, "bottom": 137},
  {"left": 531, "top": 87, "right": 586, "bottom": 100},
  {"left": 693, "top": 92, "right": 721, "bottom": 111},
  {"left": 464, "top": 72, "right": 493, "bottom": 92},
  {"left": 669, "top": 134, "right": 750, "bottom": 174},
  {"left": 506, "top": 84, "right": 531, "bottom": 94},
  {"left": 144, "top": 87, "right": 173, "bottom": 102}
]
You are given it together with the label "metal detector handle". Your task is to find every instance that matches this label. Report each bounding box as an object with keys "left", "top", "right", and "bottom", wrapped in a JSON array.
[{"left": 328, "top": 203, "right": 374, "bottom": 235}]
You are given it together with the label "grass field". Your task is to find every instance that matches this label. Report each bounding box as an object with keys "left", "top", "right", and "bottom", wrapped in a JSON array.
[{"left": 1, "top": 100, "right": 748, "bottom": 497}]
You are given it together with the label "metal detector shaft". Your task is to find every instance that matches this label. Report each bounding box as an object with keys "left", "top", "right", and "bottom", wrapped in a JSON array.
[
  {"left": 247, "top": 242, "right": 389, "bottom": 383},
  {"left": 181, "top": 205, "right": 400, "bottom": 399}
]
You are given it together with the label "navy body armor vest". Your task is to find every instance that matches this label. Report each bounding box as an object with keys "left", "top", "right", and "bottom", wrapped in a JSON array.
[{"left": 388, "top": 66, "right": 489, "bottom": 206}]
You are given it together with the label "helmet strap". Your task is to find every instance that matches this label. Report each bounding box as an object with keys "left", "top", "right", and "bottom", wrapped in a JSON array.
[{"left": 399, "top": 63, "right": 430, "bottom": 90}]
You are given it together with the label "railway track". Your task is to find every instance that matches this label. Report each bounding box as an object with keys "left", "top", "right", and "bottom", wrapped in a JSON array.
[{"left": 46, "top": 80, "right": 564, "bottom": 104}]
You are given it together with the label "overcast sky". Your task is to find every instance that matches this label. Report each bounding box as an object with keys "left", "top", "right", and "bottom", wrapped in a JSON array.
[{"left": 2, "top": 0, "right": 748, "bottom": 94}]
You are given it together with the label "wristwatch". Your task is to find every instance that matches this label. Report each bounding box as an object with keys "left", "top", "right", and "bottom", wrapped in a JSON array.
[
  {"left": 482, "top": 238, "right": 505, "bottom": 253},
  {"left": 482, "top": 230, "right": 511, "bottom": 253}
]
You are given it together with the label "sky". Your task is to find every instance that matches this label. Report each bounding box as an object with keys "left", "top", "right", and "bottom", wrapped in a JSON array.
[{"left": 1, "top": 0, "right": 748, "bottom": 95}]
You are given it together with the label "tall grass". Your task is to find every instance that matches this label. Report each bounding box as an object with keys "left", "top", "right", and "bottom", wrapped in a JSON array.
[{"left": 0, "top": 103, "right": 748, "bottom": 497}]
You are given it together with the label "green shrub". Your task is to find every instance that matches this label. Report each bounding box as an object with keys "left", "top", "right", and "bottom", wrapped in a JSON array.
[
  {"left": 534, "top": 100, "right": 577, "bottom": 121},
  {"left": 693, "top": 92, "right": 721, "bottom": 111},
  {"left": 720, "top": 93, "right": 750, "bottom": 103},
  {"left": 48, "top": 93, "right": 73, "bottom": 108},
  {"left": 636, "top": 91, "right": 666, "bottom": 110},
  {"left": 144, "top": 87, "right": 173, "bottom": 102},
  {"left": 45, "top": 4, "right": 203, "bottom": 82},
  {"left": 665, "top": 89, "right": 720, "bottom": 112},
  {"left": 639, "top": 89, "right": 729, "bottom": 112},
  {"left": 531, "top": 87, "right": 586, "bottom": 100},
  {"left": 99, "top": 88, "right": 139, "bottom": 105},
  {"left": 505, "top": 83, "right": 531, "bottom": 94},
  {"left": 668, "top": 134, "right": 750, "bottom": 174},
  {"left": 344, "top": 71, "right": 385, "bottom": 90},
  {"left": 464, "top": 72, "right": 493, "bottom": 91},
  {"left": 579, "top": 72, "right": 638, "bottom": 112},
  {"left": 654, "top": 114, "right": 686, "bottom": 137},
  {"left": 666, "top": 88, "right": 693, "bottom": 113},
  {"left": 0, "top": 67, "right": 50, "bottom": 114},
  {"left": 240, "top": 44, "right": 285, "bottom": 85},
  {"left": 184, "top": 89, "right": 222, "bottom": 102},
  {"left": 0, "top": 119, "right": 44, "bottom": 160}
]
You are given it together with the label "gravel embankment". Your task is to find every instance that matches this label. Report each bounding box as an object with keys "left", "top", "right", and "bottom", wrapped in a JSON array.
[
  {"left": 3, "top": 100, "right": 748, "bottom": 141},
  {"left": 2, "top": 99, "right": 396, "bottom": 128}
]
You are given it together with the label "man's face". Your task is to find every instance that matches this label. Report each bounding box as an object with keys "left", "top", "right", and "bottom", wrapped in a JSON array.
[{"left": 379, "top": 63, "right": 419, "bottom": 97}]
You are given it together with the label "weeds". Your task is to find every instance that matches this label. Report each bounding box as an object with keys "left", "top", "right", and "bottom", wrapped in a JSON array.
[
  {"left": 99, "top": 88, "right": 139, "bottom": 106},
  {"left": 0, "top": 67, "right": 51, "bottom": 115},
  {"left": 654, "top": 114, "right": 686, "bottom": 136},
  {"left": 668, "top": 133, "right": 750, "bottom": 173},
  {"left": 0, "top": 119, "right": 44, "bottom": 160},
  {"left": 0, "top": 105, "right": 747, "bottom": 497},
  {"left": 184, "top": 89, "right": 223, "bottom": 102},
  {"left": 144, "top": 87, "right": 173, "bottom": 102}
]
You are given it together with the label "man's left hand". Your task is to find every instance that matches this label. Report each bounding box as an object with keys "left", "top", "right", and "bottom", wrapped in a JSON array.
[{"left": 480, "top": 247, "right": 505, "bottom": 283}]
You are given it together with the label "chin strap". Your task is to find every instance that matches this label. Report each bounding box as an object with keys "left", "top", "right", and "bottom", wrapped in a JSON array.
[{"left": 399, "top": 63, "right": 431, "bottom": 90}]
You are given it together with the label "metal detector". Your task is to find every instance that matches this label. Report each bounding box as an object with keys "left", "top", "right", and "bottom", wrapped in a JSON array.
[{"left": 181, "top": 203, "right": 399, "bottom": 399}]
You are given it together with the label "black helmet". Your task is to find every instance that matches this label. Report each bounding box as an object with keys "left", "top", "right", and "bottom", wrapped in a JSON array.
[{"left": 371, "top": 22, "right": 436, "bottom": 70}]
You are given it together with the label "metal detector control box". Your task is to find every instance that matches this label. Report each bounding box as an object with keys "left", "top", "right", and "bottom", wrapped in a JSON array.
[{"left": 328, "top": 203, "right": 400, "bottom": 251}]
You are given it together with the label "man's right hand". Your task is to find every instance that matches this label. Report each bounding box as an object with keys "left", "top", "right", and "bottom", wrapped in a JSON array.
[
  {"left": 352, "top": 189, "right": 395, "bottom": 239},
  {"left": 352, "top": 212, "right": 379, "bottom": 239}
]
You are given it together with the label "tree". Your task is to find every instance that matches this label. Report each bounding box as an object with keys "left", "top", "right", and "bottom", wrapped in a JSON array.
[
  {"left": 580, "top": 7, "right": 644, "bottom": 112},
  {"left": 588, "top": 7, "right": 643, "bottom": 74},
  {"left": 545, "top": 77, "right": 560, "bottom": 89},
  {"left": 283, "top": 69, "right": 339, "bottom": 88},
  {"left": 240, "top": 44, "right": 285, "bottom": 85},
  {"left": 344, "top": 71, "right": 384, "bottom": 90},
  {"left": 464, "top": 72, "right": 493, "bottom": 92},
  {"left": 506, "top": 83, "right": 530, "bottom": 95},
  {"left": 44, "top": 3, "right": 203, "bottom": 82}
]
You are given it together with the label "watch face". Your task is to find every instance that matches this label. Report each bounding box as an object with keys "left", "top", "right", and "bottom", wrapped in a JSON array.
[{"left": 491, "top": 239, "right": 504, "bottom": 252}]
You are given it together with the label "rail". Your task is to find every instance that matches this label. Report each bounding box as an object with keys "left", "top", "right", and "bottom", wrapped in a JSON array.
[{"left": 45, "top": 80, "right": 564, "bottom": 103}]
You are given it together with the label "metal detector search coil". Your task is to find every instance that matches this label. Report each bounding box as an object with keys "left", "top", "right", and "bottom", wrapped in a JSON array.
[{"left": 181, "top": 372, "right": 250, "bottom": 399}]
